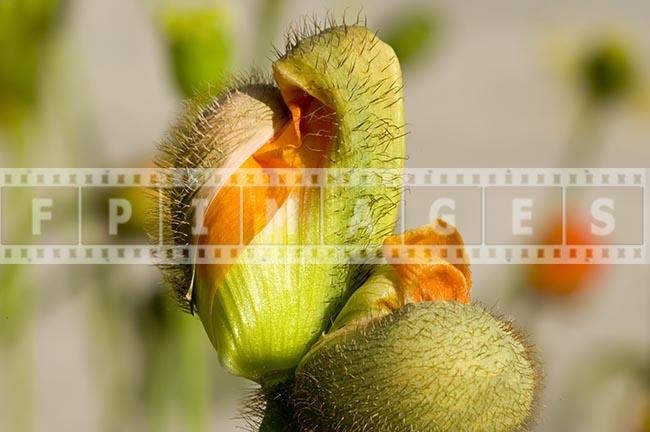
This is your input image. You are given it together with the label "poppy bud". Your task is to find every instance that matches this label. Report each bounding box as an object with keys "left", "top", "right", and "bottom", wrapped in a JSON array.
[
  {"left": 158, "top": 24, "right": 405, "bottom": 385},
  {"left": 579, "top": 36, "right": 635, "bottom": 103},
  {"left": 290, "top": 222, "right": 537, "bottom": 431},
  {"left": 293, "top": 301, "right": 539, "bottom": 432}
]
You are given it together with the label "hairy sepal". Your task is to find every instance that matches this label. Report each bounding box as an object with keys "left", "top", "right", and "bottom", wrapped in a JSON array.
[
  {"left": 293, "top": 302, "right": 539, "bottom": 432},
  {"left": 156, "top": 82, "right": 289, "bottom": 312}
]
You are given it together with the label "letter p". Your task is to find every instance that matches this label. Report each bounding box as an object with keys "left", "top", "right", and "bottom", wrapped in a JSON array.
[{"left": 109, "top": 198, "right": 132, "bottom": 235}]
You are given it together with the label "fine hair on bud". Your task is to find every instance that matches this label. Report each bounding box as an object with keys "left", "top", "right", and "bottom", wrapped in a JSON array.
[
  {"left": 292, "top": 301, "right": 539, "bottom": 432},
  {"left": 152, "top": 15, "right": 408, "bottom": 384},
  {"left": 153, "top": 77, "right": 288, "bottom": 311}
]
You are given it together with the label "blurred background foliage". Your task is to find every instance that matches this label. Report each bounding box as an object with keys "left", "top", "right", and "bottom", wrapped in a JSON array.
[
  {"left": 382, "top": 7, "right": 441, "bottom": 69},
  {"left": 0, "top": 0, "right": 66, "bottom": 129},
  {"left": 0, "top": 0, "right": 649, "bottom": 431},
  {"left": 579, "top": 36, "right": 637, "bottom": 104},
  {"left": 159, "top": 4, "right": 232, "bottom": 96}
]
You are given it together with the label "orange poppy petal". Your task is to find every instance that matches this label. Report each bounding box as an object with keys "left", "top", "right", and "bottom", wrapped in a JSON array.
[
  {"left": 197, "top": 94, "right": 334, "bottom": 286},
  {"left": 391, "top": 259, "right": 470, "bottom": 304},
  {"left": 383, "top": 219, "right": 471, "bottom": 304}
]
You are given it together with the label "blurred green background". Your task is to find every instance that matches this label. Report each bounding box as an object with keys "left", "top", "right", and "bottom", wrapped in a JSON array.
[{"left": 0, "top": 0, "right": 649, "bottom": 431}]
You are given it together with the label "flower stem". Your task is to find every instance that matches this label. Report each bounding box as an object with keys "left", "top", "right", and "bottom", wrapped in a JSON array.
[{"left": 258, "top": 384, "right": 297, "bottom": 432}]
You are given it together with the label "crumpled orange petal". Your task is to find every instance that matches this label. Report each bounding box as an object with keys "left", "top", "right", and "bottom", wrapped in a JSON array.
[
  {"left": 197, "top": 93, "right": 334, "bottom": 286},
  {"left": 383, "top": 219, "right": 471, "bottom": 304}
]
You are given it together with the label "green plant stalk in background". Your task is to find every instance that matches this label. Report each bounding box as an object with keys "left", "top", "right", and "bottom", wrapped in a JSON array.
[
  {"left": 563, "top": 35, "right": 637, "bottom": 168},
  {"left": 159, "top": 4, "right": 233, "bottom": 97},
  {"left": 254, "top": 0, "right": 286, "bottom": 62},
  {"left": 0, "top": 0, "right": 65, "bottom": 426},
  {"left": 0, "top": 0, "right": 65, "bottom": 129},
  {"left": 133, "top": 293, "right": 214, "bottom": 432},
  {"left": 0, "top": 268, "right": 35, "bottom": 432},
  {"left": 382, "top": 7, "right": 440, "bottom": 69},
  {"left": 497, "top": 34, "right": 642, "bottom": 311}
]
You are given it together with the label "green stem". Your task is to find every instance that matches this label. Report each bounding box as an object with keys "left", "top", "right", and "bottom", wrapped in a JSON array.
[
  {"left": 497, "top": 102, "right": 607, "bottom": 311},
  {"left": 0, "top": 123, "right": 36, "bottom": 432},
  {"left": 561, "top": 104, "right": 604, "bottom": 168},
  {"left": 258, "top": 384, "right": 297, "bottom": 432},
  {"left": 254, "top": 0, "right": 285, "bottom": 62},
  {"left": 176, "top": 312, "right": 211, "bottom": 432},
  {"left": 89, "top": 272, "right": 135, "bottom": 432}
]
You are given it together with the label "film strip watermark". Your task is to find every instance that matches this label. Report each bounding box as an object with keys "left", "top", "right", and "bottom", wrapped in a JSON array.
[{"left": 0, "top": 168, "right": 647, "bottom": 265}]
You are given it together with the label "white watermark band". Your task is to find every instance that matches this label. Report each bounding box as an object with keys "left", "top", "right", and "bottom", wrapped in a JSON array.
[{"left": 0, "top": 168, "right": 646, "bottom": 265}]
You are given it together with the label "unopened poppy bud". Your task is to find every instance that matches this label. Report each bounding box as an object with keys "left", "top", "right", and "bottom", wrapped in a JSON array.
[
  {"left": 293, "top": 301, "right": 539, "bottom": 432},
  {"left": 579, "top": 36, "right": 636, "bottom": 103},
  {"left": 158, "top": 24, "right": 405, "bottom": 385}
]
